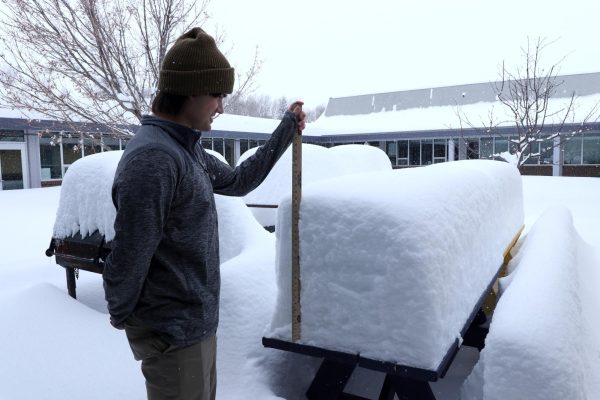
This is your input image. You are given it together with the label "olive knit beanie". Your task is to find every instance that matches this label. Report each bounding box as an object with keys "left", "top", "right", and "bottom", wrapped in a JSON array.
[{"left": 158, "top": 27, "right": 235, "bottom": 96}]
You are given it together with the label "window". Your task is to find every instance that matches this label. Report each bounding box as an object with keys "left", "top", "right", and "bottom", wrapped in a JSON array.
[
  {"left": 434, "top": 139, "right": 446, "bottom": 163},
  {"left": 368, "top": 141, "right": 380, "bottom": 148},
  {"left": 201, "top": 138, "right": 212, "bottom": 150},
  {"left": 582, "top": 133, "right": 600, "bottom": 164},
  {"left": 480, "top": 137, "right": 494, "bottom": 159},
  {"left": 240, "top": 139, "right": 249, "bottom": 156},
  {"left": 509, "top": 136, "right": 519, "bottom": 155},
  {"left": 249, "top": 140, "right": 259, "bottom": 149},
  {"left": 564, "top": 133, "right": 582, "bottom": 165},
  {"left": 83, "top": 136, "right": 102, "bottom": 156},
  {"left": 386, "top": 141, "right": 397, "bottom": 165},
  {"left": 540, "top": 138, "right": 554, "bottom": 164},
  {"left": 523, "top": 141, "right": 541, "bottom": 165},
  {"left": 494, "top": 137, "right": 509, "bottom": 155},
  {"left": 225, "top": 139, "right": 235, "bottom": 166},
  {"left": 0, "top": 130, "right": 25, "bottom": 142},
  {"left": 212, "top": 138, "right": 224, "bottom": 157},
  {"left": 398, "top": 140, "right": 408, "bottom": 157},
  {"left": 102, "top": 137, "right": 121, "bottom": 151},
  {"left": 397, "top": 140, "right": 408, "bottom": 166},
  {"left": 39, "top": 133, "right": 62, "bottom": 180},
  {"left": 409, "top": 140, "right": 420, "bottom": 166},
  {"left": 62, "top": 134, "right": 83, "bottom": 167},
  {"left": 467, "top": 139, "right": 479, "bottom": 159},
  {"left": 421, "top": 139, "right": 433, "bottom": 165}
]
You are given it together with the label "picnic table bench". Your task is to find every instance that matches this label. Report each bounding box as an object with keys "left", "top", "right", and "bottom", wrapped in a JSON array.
[{"left": 45, "top": 231, "right": 110, "bottom": 299}]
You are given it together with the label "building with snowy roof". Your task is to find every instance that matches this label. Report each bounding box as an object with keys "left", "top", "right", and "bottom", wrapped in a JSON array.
[
  {"left": 307, "top": 71, "right": 600, "bottom": 177},
  {"left": 1, "top": 72, "right": 600, "bottom": 190}
]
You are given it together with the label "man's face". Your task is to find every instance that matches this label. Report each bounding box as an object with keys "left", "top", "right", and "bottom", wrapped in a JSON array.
[{"left": 182, "top": 94, "right": 225, "bottom": 131}]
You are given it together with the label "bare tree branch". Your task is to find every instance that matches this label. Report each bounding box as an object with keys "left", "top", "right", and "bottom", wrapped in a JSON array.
[{"left": 0, "top": 0, "right": 262, "bottom": 134}]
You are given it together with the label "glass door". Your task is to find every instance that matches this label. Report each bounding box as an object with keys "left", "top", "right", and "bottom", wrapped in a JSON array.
[{"left": 0, "top": 149, "right": 24, "bottom": 190}]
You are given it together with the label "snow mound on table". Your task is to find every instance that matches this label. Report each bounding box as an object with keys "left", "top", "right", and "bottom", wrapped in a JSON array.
[
  {"left": 239, "top": 143, "right": 391, "bottom": 226},
  {"left": 53, "top": 150, "right": 122, "bottom": 240},
  {"left": 461, "top": 207, "right": 600, "bottom": 400},
  {"left": 268, "top": 160, "right": 524, "bottom": 370},
  {"left": 52, "top": 150, "right": 269, "bottom": 263}
]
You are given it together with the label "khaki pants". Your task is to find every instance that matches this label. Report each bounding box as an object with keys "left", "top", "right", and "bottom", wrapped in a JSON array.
[{"left": 125, "top": 317, "right": 216, "bottom": 400}]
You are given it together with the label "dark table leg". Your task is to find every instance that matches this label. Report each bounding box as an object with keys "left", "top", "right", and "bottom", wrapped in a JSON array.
[
  {"left": 462, "top": 309, "right": 489, "bottom": 351},
  {"left": 306, "top": 358, "right": 357, "bottom": 400},
  {"left": 379, "top": 374, "right": 436, "bottom": 400},
  {"left": 66, "top": 267, "right": 77, "bottom": 299}
]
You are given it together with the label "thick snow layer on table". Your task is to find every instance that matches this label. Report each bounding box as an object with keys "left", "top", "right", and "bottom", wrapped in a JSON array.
[
  {"left": 52, "top": 150, "right": 269, "bottom": 263},
  {"left": 461, "top": 207, "right": 600, "bottom": 400},
  {"left": 240, "top": 143, "right": 392, "bottom": 226},
  {"left": 268, "top": 160, "right": 524, "bottom": 369},
  {"left": 53, "top": 151, "right": 122, "bottom": 240}
]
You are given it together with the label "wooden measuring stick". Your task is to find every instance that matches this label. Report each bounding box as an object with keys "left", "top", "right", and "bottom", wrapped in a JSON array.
[{"left": 291, "top": 107, "right": 302, "bottom": 342}]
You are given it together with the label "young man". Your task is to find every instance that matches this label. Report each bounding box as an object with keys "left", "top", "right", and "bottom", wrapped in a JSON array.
[{"left": 103, "top": 27, "right": 305, "bottom": 400}]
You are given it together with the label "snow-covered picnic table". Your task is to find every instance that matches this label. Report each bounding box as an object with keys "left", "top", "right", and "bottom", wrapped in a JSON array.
[{"left": 265, "top": 159, "right": 524, "bottom": 399}]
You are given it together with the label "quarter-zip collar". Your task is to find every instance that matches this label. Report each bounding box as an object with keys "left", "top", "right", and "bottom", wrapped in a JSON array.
[{"left": 140, "top": 115, "right": 202, "bottom": 153}]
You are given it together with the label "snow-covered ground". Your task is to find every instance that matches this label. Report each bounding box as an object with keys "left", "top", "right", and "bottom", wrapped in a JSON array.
[{"left": 0, "top": 159, "right": 599, "bottom": 399}]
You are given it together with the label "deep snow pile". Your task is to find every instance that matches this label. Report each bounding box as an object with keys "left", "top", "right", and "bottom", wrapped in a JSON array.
[
  {"left": 268, "top": 160, "right": 524, "bottom": 370},
  {"left": 461, "top": 207, "right": 600, "bottom": 400},
  {"left": 51, "top": 150, "right": 269, "bottom": 263},
  {"left": 239, "top": 143, "right": 392, "bottom": 226}
]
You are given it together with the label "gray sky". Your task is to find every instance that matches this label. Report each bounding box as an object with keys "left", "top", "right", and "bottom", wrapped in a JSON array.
[{"left": 209, "top": 0, "right": 600, "bottom": 107}]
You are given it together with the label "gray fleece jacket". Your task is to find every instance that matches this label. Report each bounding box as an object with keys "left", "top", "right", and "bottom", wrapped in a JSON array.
[{"left": 103, "top": 111, "right": 297, "bottom": 346}]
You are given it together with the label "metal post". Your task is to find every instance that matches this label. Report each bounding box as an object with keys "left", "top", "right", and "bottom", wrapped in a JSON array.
[
  {"left": 553, "top": 135, "right": 563, "bottom": 176},
  {"left": 292, "top": 114, "right": 303, "bottom": 342}
]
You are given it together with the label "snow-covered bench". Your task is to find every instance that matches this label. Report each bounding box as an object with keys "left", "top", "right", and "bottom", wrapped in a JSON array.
[
  {"left": 462, "top": 207, "right": 600, "bottom": 400},
  {"left": 240, "top": 143, "right": 392, "bottom": 229},
  {"left": 263, "top": 160, "right": 524, "bottom": 399}
]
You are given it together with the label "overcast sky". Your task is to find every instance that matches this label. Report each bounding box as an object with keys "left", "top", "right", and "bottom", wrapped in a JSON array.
[{"left": 209, "top": 0, "right": 600, "bottom": 108}]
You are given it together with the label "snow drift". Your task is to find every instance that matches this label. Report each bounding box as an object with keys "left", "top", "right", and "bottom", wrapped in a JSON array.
[
  {"left": 268, "top": 160, "right": 524, "bottom": 370},
  {"left": 461, "top": 207, "right": 600, "bottom": 400}
]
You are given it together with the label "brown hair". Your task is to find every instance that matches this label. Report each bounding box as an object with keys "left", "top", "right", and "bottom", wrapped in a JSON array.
[{"left": 151, "top": 91, "right": 188, "bottom": 116}]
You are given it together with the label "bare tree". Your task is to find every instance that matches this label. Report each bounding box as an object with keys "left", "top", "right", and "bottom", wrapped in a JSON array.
[
  {"left": 226, "top": 93, "right": 325, "bottom": 122},
  {"left": 494, "top": 37, "right": 578, "bottom": 166},
  {"left": 452, "top": 102, "right": 503, "bottom": 160},
  {"left": 0, "top": 0, "right": 261, "bottom": 134},
  {"left": 273, "top": 96, "right": 289, "bottom": 120},
  {"left": 453, "top": 37, "right": 599, "bottom": 167},
  {"left": 223, "top": 46, "right": 263, "bottom": 114},
  {"left": 305, "top": 104, "right": 325, "bottom": 123}
]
